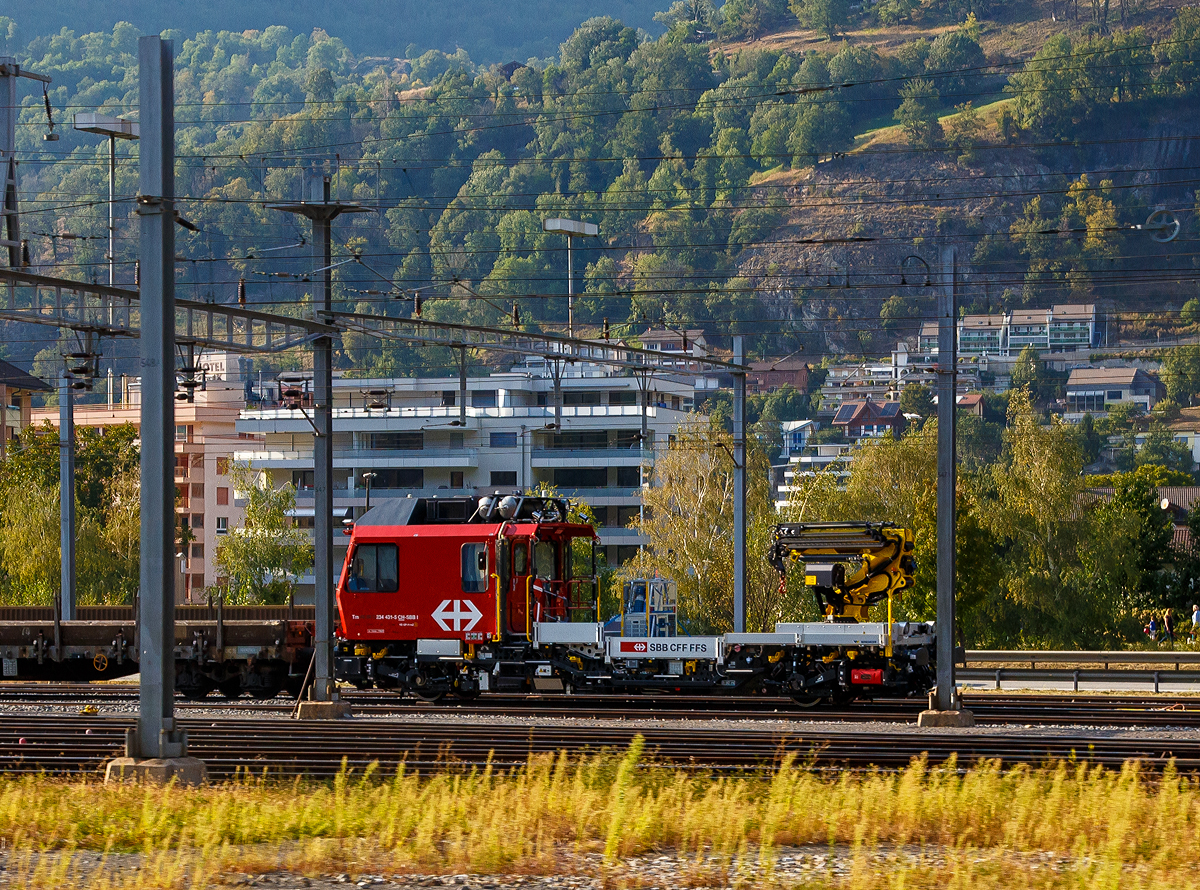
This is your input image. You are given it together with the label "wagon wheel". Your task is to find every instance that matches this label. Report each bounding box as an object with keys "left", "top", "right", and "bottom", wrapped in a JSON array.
[
  {"left": 790, "top": 694, "right": 825, "bottom": 709},
  {"left": 413, "top": 689, "right": 445, "bottom": 703}
]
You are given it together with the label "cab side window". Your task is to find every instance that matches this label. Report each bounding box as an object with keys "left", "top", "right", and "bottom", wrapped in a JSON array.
[
  {"left": 533, "top": 541, "right": 557, "bottom": 580},
  {"left": 461, "top": 542, "right": 489, "bottom": 593},
  {"left": 347, "top": 543, "right": 399, "bottom": 593}
]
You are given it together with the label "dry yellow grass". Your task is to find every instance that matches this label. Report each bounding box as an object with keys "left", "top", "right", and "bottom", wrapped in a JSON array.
[{"left": 3, "top": 741, "right": 1200, "bottom": 888}]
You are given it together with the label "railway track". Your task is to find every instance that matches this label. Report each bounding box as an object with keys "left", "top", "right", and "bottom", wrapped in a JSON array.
[
  {"left": 6, "top": 684, "right": 1200, "bottom": 726},
  {"left": 1, "top": 713, "right": 1198, "bottom": 777}
]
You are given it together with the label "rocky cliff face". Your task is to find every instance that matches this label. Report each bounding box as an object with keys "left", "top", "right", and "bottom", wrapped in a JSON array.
[{"left": 733, "top": 107, "right": 1200, "bottom": 355}]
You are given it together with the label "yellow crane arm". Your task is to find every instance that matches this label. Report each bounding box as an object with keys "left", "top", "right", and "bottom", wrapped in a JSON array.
[{"left": 767, "top": 522, "right": 916, "bottom": 622}]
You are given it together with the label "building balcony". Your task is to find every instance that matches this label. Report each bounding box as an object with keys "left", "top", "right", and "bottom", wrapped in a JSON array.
[
  {"left": 237, "top": 404, "right": 677, "bottom": 435},
  {"left": 232, "top": 449, "right": 313, "bottom": 469},
  {"left": 337, "top": 448, "right": 479, "bottom": 469},
  {"left": 595, "top": 526, "right": 647, "bottom": 546},
  {"left": 530, "top": 447, "right": 649, "bottom": 468},
  {"left": 286, "top": 487, "right": 477, "bottom": 508},
  {"left": 556, "top": 487, "right": 642, "bottom": 506},
  {"left": 232, "top": 448, "right": 479, "bottom": 469},
  {"left": 285, "top": 486, "right": 644, "bottom": 509}
]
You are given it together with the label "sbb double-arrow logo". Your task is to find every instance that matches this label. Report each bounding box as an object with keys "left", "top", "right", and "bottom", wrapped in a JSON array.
[
  {"left": 432, "top": 599, "right": 483, "bottom": 632},
  {"left": 620, "top": 641, "right": 648, "bottom": 653}
]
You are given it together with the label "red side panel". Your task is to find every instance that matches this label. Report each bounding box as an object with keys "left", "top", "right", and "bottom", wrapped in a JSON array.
[{"left": 337, "top": 524, "right": 499, "bottom": 643}]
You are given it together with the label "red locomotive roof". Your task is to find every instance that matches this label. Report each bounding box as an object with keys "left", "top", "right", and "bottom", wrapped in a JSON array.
[{"left": 351, "top": 521, "right": 597, "bottom": 540}]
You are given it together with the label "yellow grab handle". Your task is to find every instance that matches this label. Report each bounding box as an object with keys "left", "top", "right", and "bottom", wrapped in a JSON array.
[{"left": 491, "top": 573, "right": 501, "bottom": 642}]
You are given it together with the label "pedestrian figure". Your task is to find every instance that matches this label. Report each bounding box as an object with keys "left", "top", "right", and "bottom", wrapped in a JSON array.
[
  {"left": 1147, "top": 615, "right": 1159, "bottom": 641},
  {"left": 1165, "top": 609, "right": 1175, "bottom": 647},
  {"left": 1192, "top": 604, "right": 1199, "bottom": 643}
]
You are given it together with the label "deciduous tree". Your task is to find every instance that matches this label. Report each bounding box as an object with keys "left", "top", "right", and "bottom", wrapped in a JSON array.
[
  {"left": 622, "top": 416, "right": 805, "bottom": 633},
  {"left": 789, "top": 0, "right": 851, "bottom": 39},
  {"left": 1161, "top": 345, "right": 1200, "bottom": 406},
  {"left": 894, "top": 79, "right": 942, "bottom": 149},
  {"left": 214, "top": 464, "right": 314, "bottom": 604}
]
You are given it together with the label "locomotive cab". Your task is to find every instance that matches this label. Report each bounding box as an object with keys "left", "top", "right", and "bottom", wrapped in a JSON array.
[
  {"left": 505, "top": 528, "right": 598, "bottom": 635},
  {"left": 334, "top": 493, "right": 599, "bottom": 698}
]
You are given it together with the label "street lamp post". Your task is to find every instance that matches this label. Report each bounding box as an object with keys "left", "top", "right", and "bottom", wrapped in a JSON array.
[
  {"left": 73, "top": 113, "right": 139, "bottom": 287},
  {"left": 542, "top": 217, "right": 598, "bottom": 338},
  {"left": 362, "top": 471, "right": 377, "bottom": 512}
]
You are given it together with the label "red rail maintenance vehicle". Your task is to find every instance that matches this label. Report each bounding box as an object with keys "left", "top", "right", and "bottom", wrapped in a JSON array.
[{"left": 333, "top": 495, "right": 938, "bottom": 704}]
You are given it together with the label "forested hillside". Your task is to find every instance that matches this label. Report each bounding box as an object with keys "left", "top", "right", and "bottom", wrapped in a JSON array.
[
  {"left": 3, "top": 1, "right": 1200, "bottom": 379},
  {"left": 0, "top": 1, "right": 671, "bottom": 64}
]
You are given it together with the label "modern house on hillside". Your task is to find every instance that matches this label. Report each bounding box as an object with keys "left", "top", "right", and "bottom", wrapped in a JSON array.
[
  {"left": 831, "top": 399, "right": 905, "bottom": 441},
  {"left": 920, "top": 304, "right": 1103, "bottom": 357},
  {"left": 1065, "top": 367, "right": 1161, "bottom": 414}
]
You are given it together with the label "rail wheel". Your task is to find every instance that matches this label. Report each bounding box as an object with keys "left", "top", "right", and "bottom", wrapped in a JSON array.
[
  {"left": 453, "top": 680, "right": 480, "bottom": 701},
  {"left": 413, "top": 689, "right": 445, "bottom": 703},
  {"left": 218, "top": 678, "right": 243, "bottom": 699}
]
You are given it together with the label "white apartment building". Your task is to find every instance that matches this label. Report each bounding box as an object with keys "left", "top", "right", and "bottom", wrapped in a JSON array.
[
  {"left": 773, "top": 443, "right": 854, "bottom": 509},
  {"left": 919, "top": 305, "right": 1102, "bottom": 357},
  {"left": 233, "top": 357, "right": 705, "bottom": 597},
  {"left": 818, "top": 346, "right": 981, "bottom": 417},
  {"left": 817, "top": 361, "right": 896, "bottom": 414}
]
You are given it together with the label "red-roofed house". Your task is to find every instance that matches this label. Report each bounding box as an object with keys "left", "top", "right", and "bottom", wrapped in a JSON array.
[
  {"left": 831, "top": 399, "right": 905, "bottom": 441},
  {"left": 956, "top": 393, "right": 985, "bottom": 416}
]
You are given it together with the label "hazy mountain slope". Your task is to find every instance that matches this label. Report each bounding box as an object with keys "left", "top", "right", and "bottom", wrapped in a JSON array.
[{"left": 0, "top": 0, "right": 669, "bottom": 64}]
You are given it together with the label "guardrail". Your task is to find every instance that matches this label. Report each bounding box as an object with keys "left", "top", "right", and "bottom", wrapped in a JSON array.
[
  {"left": 961, "top": 650, "right": 1200, "bottom": 692},
  {"left": 965, "top": 650, "right": 1200, "bottom": 667}
]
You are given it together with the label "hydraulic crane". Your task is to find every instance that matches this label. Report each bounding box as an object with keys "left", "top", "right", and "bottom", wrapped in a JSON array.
[{"left": 767, "top": 522, "right": 916, "bottom": 623}]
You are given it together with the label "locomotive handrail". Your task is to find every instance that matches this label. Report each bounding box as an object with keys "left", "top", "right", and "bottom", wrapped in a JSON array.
[
  {"left": 565, "top": 577, "right": 596, "bottom": 623},
  {"left": 491, "top": 573, "right": 502, "bottom": 642},
  {"left": 526, "top": 575, "right": 533, "bottom": 641}
]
